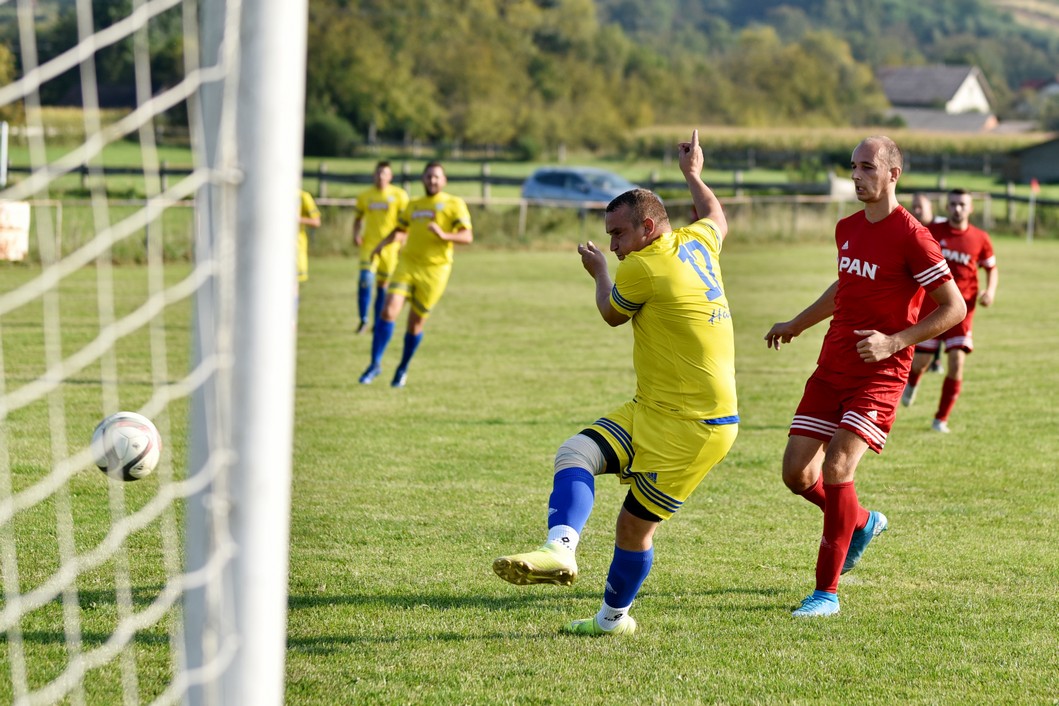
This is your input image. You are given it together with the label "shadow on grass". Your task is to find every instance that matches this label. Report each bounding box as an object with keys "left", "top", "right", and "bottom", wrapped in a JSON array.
[
  {"left": 2, "top": 629, "right": 171, "bottom": 647},
  {"left": 285, "top": 585, "right": 787, "bottom": 650}
]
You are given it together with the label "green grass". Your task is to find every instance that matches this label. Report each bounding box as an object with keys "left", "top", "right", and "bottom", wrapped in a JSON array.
[
  {"left": 286, "top": 238, "right": 1059, "bottom": 704},
  {"left": 1, "top": 236, "right": 1057, "bottom": 703}
]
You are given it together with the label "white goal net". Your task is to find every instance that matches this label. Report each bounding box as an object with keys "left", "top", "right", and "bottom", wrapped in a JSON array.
[{"left": 0, "top": 1, "right": 307, "bottom": 704}]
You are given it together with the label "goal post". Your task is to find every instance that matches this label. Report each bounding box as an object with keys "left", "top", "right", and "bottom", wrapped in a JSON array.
[
  {"left": 188, "top": 0, "right": 309, "bottom": 704},
  {"left": 0, "top": 0, "right": 308, "bottom": 703}
]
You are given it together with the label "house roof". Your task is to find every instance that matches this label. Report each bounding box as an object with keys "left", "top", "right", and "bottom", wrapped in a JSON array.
[{"left": 877, "top": 65, "right": 992, "bottom": 108}]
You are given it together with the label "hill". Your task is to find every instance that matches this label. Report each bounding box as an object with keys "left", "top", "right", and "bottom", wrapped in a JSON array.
[{"left": 993, "top": 0, "right": 1059, "bottom": 34}]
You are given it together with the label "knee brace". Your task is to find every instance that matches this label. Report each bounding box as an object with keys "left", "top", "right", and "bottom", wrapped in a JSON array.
[{"left": 554, "top": 434, "right": 606, "bottom": 476}]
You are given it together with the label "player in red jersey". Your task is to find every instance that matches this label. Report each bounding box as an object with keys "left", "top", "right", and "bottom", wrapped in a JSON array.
[
  {"left": 901, "top": 189, "right": 998, "bottom": 433},
  {"left": 764, "top": 136, "right": 966, "bottom": 618}
]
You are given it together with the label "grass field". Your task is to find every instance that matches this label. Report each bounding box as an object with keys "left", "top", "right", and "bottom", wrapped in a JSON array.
[
  {"left": 1, "top": 236, "right": 1057, "bottom": 703},
  {"left": 286, "top": 237, "right": 1059, "bottom": 704}
]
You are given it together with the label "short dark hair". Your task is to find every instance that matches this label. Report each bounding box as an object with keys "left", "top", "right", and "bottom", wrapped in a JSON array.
[
  {"left": 375, "top": 160, "right": 392, "bottom": 170},
  {"left": 423, "top": 161, "right": 444, "bottom": 175},
  {"left": 606, "top": 188, "right": 668, "bottom": 227},
  {"left": 948, "top": 187, "right": 970, "bottom": 198}
]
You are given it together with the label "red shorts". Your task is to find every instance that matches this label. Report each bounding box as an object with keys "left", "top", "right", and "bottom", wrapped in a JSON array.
[
  {"left": 789, "top": 368, "right": 905, "bottom": 453},
  {"left": 915, "top": 305, "right": 976, "bottom": 354}
]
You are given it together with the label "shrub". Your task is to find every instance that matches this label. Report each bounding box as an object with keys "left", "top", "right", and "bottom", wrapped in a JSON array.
[{"left": 303, "top": 112, "right": 359, "bottom": 157}]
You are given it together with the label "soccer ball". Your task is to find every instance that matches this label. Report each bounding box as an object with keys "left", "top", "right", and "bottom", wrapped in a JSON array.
[{"left": 91, "top": 411, "right": 162, "bottom": 481}]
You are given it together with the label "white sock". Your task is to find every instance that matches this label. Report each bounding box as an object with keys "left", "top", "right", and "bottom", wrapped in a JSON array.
[
  {"left": 546, "top": 525, "right": 579, "bottom": 553},
  {"left": 595, "top": 601, "right": 632, "bottom": 631}
]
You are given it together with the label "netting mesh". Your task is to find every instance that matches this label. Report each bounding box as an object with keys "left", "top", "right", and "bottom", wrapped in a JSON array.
[{"left": 0, "top": 1, "right": 243, "bottom": 703}]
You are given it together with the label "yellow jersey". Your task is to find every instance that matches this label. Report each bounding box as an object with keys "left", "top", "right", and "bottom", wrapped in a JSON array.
[
  {"left": 355, "top": 184, "right": 409, "bottom": 251},
  {"left": 395, "top": 192, "right": 472, "bottom": 267},
  {"left": 297, "top": 190, "right": 320, "bottom": 282},
  {"left": 609, "top": 219, "right": 738, "bottom": 422}
]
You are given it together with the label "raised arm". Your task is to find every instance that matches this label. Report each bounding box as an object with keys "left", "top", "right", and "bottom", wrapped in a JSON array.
[{"left": 679, "top": 129, "right": 727, "bottom": 240}]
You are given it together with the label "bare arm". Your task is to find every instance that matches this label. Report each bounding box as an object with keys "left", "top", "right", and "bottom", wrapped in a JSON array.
[
  {"left": 979, "top": 266, "right": 998, "bottom": 307},
  {"left": 764, "top": 280, "right": 838, "bottom": 350},
  {"left": 678, "top": 129, "right": 727, "bottom": 240},
  {"left": 353, "top": 216, "right": 364, "bottom": 247},
  {"left": 371, "top": 229, "right": 406, "bottom": 258},
  {"left": 853, "top": 280, "right": 967, "bottom": 363},
  {"left": 428, "top": 223, "right": 473, "bottom": 244},
  {"left": 578, "top": 240, "right": 629, "bottom": 327},
  {"left": 300, "top": 213, "right": 321, "bottom": 228}
]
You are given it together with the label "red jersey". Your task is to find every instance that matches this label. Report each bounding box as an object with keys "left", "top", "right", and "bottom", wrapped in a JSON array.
[
  {"left": 818, "top": 206, "right": 951, "bottom": 381},
  {"left": 926, "top": 220, "right": 995, "bottom": 303}
]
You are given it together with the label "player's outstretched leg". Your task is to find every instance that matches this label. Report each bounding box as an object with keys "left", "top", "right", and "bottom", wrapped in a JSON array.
[
  {"left": 842, "top": 510, "right": 888, "bottom": 574},
  {"left": 492, "top": 541, "right": 578, "bottom": 586}
]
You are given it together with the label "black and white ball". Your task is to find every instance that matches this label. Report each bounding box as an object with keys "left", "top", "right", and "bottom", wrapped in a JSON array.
[{"left": 91, "top": 411, "right": 162, "bottom": 481}]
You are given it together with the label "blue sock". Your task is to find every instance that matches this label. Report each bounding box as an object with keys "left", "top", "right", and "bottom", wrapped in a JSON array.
[
  {"left": 396, "top": 332, "right": 423, "bottom": 373},
  {"left": 373, "top": 286, "right": 387, "bottom": 323},
  {"left": 357, "top": 270, "right": 374, "bottom": 323},
  {"left": 370, "top": 320, "right": 395, "bottom": 367},
  {"left": 547, "top": 467, "right": 595, "bottom": 534},
  {"left": 604, "top": 546, "right": 654, "bottom": 609}
]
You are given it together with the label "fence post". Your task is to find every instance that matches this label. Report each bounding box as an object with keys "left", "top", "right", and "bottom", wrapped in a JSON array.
[
  {"left": 734, "top": 170, "right": 743, "bottom": 198},
  {"left": 481, "top": 162, "right": 490, "bottom": 203},
  {"left": 1005, "top": 182, "right": 1014, "bottom": 224},
  {"left": 160, "top": 160, "right": 168, "bottom": 193},
  {"left": 318, "top": 162, "right": 328, "bottom": 199}
]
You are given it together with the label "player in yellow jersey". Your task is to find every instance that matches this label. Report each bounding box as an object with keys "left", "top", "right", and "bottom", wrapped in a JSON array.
[
  {"left": 359, "top": 162, "right": 473, "bottom": 387},
  {"left": 297, "top": 190, "right": 321, "bottom": 284},
  {"left": 353, "top": 161, "right": 409, "bottom": 334},
  {"left": 493, "top": 130, "right": 739, "bottom": 636}
]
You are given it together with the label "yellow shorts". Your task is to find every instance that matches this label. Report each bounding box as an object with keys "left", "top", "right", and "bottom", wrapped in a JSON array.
[
  {"left": 297, "top": 233, "right": 309, "bottom": 282},
  {"left": 387, "top": 260, "right": 452, "bottom": 317},
  {"left": 583, "top": 400, "right": 738, "bottom": 520},
  {"left": 360, "top": 241, "right": 400, "bottom": 280}
]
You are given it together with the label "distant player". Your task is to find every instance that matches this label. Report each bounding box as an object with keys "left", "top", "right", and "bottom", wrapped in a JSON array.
[
  {"left": 297, "top": 190, "right": 321, "bottom": 284},
  {"left": 358, "top": 162, "right": 472, "bottom": 388},
  {"left": 493, "top": 130, "right": 739, "bottom": 636},
  {"left": 910, "top": 192, "right": 945, "bottom": 373},
  {"left": 353, "top": 161, "right": 409, "bottom": 334},
  {"left": 765, "top": 136, "right": 965, "bottom": 617},
  {"left": 901, "top": 189, "right": 998, "bottom": 433}
]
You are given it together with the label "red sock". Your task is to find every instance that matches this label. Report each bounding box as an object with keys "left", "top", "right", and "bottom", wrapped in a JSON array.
[
  {"left": 907, "top": 368, "right": 924, "bottom": 387},
  {"left": 797, "top": 476, "right": 826, "bottom": 510},
  {"left": 798, "top": 476, "right": 869, "bottom": 527},
  {"left": 936, "top": 377, "right": 962, "bottom": 422},
  {"left": 815, "top": 481, "right": 860, "bottom": 593}
]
